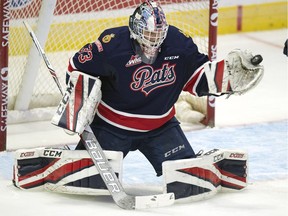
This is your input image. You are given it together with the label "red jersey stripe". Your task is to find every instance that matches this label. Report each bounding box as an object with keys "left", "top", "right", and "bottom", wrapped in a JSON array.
[
  {"left": 97, "top": 101, "right": 175, "bottom": 132},
  {"left": 183, "top": 66, "right": 205, "bottom": 96}
]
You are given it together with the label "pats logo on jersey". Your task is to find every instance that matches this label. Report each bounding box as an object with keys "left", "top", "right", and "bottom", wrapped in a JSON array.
[
  {"left": 130, "top": 63, "right": 176, "bottom": 96},
  {"left": 126, "top": 55, "right": 142, "bottom": 67}
]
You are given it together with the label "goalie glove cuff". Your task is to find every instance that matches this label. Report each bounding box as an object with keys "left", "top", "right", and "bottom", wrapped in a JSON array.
[{"left": 204, "top": 59, "right": 231, "bottom": 96}]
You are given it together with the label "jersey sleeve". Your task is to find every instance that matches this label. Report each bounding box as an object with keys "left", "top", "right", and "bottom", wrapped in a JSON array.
[
  {"left": 68, "top": 35, "right": 109, "bottom": 77},
  {"left": 181, "top": 34, "right": 210, "bottom": 97}
]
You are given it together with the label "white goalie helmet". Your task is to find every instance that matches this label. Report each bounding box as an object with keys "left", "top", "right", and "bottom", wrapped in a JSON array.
[{"left": 129, "top": 0, "right": 169, "bottom": 64}]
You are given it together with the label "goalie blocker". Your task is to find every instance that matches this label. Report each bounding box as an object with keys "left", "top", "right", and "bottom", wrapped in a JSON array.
[
  {"left": 14, "top": 148, "right": 247, "bottom": 202},
  {"left": 51, "top": 70, "right": 102, "bottom": 134}
]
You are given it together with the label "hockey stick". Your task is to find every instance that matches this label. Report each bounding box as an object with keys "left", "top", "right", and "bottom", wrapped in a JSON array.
[{"left": 23, "top": 21, "right": 174, "bottom": 210}]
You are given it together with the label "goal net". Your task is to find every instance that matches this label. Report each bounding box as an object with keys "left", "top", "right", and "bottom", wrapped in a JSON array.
[{"left": 0, "top": 0, "right": 218, "bottom": 150}]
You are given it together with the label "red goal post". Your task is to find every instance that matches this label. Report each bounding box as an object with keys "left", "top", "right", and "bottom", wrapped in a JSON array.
[
  {"left": 0, "top": 0, "right": 218, "bottom": 151},
  {"left": 0, "top": 0, "right": 9, "bottom": 151}
]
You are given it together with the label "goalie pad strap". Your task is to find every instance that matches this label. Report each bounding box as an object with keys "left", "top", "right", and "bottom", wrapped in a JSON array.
[{"left": 51, "top": 71, "right": 102, "bottom": 133}]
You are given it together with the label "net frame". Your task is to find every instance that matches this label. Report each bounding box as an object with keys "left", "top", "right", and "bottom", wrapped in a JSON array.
[{"left": 0, "top": 0, "right": 9, "bottom": 151}]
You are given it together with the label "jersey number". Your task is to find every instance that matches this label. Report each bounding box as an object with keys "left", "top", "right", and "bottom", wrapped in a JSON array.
[{"left": 78, "top": 44, "right": 93, "bottom": 63}]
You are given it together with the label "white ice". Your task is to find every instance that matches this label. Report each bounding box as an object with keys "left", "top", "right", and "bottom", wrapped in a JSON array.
[{"left": 1, "top": 29, "right": 287, "bottom": 216}]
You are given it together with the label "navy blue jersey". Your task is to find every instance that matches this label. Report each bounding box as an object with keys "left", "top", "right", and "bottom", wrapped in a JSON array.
[{"left": 69, "top": 25, "right": 209, "bottom": 132}]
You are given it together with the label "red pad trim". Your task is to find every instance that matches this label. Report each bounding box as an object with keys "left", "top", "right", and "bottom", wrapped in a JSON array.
[{"left": 179, "top": 167, "right": 221, "bottom": 187}]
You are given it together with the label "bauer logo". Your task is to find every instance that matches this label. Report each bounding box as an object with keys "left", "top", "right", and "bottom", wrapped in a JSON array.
[
  {"left": 10, "top": 0, "right": 33, "bottom": 9},
  {"left": 85, "top": 139, "right": 121, "bottom": 193}
]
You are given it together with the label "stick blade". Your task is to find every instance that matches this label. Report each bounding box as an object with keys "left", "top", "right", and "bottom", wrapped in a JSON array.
[{"left": 135, "top": 193, "right": 175, "bottom": 209}]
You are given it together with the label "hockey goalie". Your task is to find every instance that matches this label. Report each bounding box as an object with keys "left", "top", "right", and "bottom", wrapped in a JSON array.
[{"left": 14, "top": 0, "right": 263, "bottom": 204}]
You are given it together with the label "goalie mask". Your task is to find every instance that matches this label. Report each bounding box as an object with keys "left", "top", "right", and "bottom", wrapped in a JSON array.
[{"left": 129, "top": 0, "right": 169, "bottom": 64}]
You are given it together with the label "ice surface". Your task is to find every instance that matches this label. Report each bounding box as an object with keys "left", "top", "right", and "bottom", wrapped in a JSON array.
[{"left": 1, "top": 29, "right": 287, "bottom": 215}]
